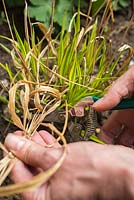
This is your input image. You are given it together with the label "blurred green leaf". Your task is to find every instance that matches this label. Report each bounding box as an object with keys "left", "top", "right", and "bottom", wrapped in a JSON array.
[
  {"left": 112, "top": 0, "right": 130, "bottom": 11},
  {"left": 28, "top": 1, "right": 52, "bottom": 27},
  {"left": 118, "top": 0, "right": 130, "bottom": 7},
  {"left": 54, "top": 0, "right": 73, "bottom": 28},
  {"left": 5, "top": 0, "right": 24, "bottom": 7},
  {"left": 91, "top": 0, "right": 105, "bottom": 15},
  {"left": 28, "top": 0, "right": 73, "bottom": 30}
]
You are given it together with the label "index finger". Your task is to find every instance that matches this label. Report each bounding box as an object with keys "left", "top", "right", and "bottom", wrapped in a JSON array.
[{"left": 93, "top": 66, "right": 134, "bottom": 111}]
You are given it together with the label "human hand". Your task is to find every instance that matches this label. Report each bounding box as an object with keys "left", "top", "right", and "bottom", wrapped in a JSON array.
[
  {"left": 93, "top": 66, "right": 134, "bottom": 111},
  {"left": 95, "top": 109, "right": 134, "bottom": 146},
  {"left": 5, "top": 130, "right": 134, "bottom": 200},
  {"left": 93, "top": 66, "right": 134, "bottom": 146}
]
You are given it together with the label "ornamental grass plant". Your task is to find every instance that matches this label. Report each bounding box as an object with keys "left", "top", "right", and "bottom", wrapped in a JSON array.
[{"left": 0, "top": 0, "right": 133, "bottom": 197}]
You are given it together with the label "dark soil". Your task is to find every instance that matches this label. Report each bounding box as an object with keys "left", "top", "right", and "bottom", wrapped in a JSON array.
[{"left": 0, "top": 5, "right": 134, "bottom": 200}]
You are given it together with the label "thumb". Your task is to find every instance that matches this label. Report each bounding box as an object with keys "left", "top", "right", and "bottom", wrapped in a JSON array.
[{"left": 5, "top": 133, "right": 62, "bottom": 170}]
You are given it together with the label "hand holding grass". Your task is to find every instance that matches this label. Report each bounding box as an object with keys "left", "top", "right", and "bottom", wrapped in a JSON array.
[
  {"left": 5, "top": 130, "right": 134, "bottom": 200},
  {"left": 93, "top": 66, "right": 134, "bottom": 146}
]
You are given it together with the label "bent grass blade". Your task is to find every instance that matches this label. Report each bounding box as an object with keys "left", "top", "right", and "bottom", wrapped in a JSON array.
[{"left": 0, "top": 79, "right": 67, "bottom": 196}]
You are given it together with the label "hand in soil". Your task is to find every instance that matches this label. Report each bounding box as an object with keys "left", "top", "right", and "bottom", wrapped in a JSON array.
[
  {"left": 5, "top": 130, "right": 134, "bottom": 200},
  {"left": 93, "top": 66, "right": 134, "bottom": 147}
]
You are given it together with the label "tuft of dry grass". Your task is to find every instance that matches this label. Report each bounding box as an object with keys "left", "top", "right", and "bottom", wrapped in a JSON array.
[
  {"left": 0, "top": 1, "right": 68, "bottom": 193},
  {"left": 0, "top": 0, "right": 69, "bottom": 196},
  {"left": 0, "top": 79, "right": 68, "bottom": 197},
  {"left": 0, "top": 0, "right": 133, "bottom": 197}
]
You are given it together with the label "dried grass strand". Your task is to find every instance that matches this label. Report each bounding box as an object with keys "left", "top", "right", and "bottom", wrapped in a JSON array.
[
  {"left": 0, "top": 135, "right": 66, "bottom": 197},
  {"left": 0, "top": 79, "right": 66, "bottom": 196}
]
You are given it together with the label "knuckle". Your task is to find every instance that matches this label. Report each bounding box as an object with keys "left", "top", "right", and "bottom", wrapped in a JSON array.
[{"left": 21, "top": 142, "right": 36, "bottom": 164}]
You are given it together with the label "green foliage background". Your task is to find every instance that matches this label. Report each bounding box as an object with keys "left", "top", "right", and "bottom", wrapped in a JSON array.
[
  {"left": 5, "top": 0, "right": 24, "bottom": 7},
  {"left": 4, "top": 0, "right": 131, "bottom": 30},
  {"left": 28, "top": 0, "right": 131, "bottom": 29},
  {"left": 28, "top": 0, "right": 78, "bottom": 30}
]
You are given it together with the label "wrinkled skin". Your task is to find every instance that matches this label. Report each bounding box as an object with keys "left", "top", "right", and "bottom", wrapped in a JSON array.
[{"left": 5, "top": 66, "right": 134, "bottom": 200}]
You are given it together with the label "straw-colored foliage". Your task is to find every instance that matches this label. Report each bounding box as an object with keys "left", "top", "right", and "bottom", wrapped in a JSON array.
[
  {"left": 0, "top": 79, "right": 68, "bottom": 196},
  {"left": 0, "top": 1, "right": 69, "bottom": 196},
  {"left": 0, "top": 0, "right": 133, "bottom": 197}
]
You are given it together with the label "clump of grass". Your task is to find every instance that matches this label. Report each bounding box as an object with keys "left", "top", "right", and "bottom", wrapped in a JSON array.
[
  {"left": 1, "top": 1, "right": 133, "bottom": 109},
  {"left": 0, "top": 0, "right": 133, "bottom": 197},
  {"left": 0, "top": 79, "right": 68, "bottom": 196},
  {"left": 0, "top": 0, "right": 68, "bottom": 197}
]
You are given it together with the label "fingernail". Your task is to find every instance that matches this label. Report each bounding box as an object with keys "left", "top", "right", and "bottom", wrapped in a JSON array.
[{"left": 5, "top": 134, "right": 25, "bottom": 151}]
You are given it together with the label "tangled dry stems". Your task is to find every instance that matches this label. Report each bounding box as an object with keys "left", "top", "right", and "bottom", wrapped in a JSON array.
[{"left": 0, "top": 80, "right": 68, "bottom": 197}]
